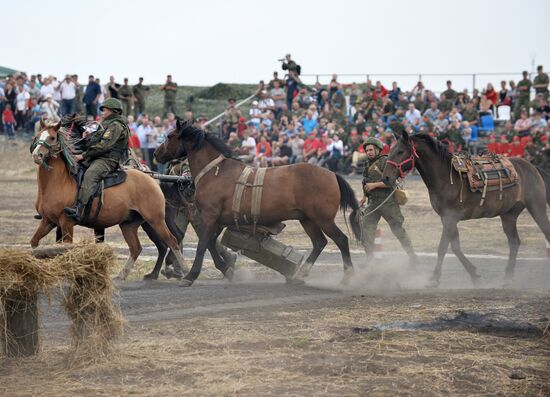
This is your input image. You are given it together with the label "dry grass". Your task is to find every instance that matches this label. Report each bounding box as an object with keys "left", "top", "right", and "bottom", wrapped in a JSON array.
[{"left": 50, "top": 243, "right": 125, "bottom": 367}]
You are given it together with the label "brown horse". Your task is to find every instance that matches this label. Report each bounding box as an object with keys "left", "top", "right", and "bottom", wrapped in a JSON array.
[
  {"left": 154, "top": 120, "right": 362, "bottom": 287},
  {"left": 30, "top": 120, "right": 188, "bottom": 279},
  {"left": 382, "top": 131, "right": 550, "bottom": 287}
]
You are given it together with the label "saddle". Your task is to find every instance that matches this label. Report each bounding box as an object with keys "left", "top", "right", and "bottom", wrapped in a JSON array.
[
  {"left": 450, "top": 152, "right": 518, "bottom": 206},
  {"left": 232, "top": 166, "right": 267, "bottom": 233},
  {"left": 75, "top": 165, "right": 127, "bottom": 222}
]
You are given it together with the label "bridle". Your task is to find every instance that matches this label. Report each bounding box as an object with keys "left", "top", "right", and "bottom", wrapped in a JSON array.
[{"left": 386, "top": 141, "right": 419, "bottom": 179}]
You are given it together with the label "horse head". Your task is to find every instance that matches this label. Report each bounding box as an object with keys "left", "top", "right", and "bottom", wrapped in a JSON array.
[
  {"left": 154, "top": 119, "right": 198, "bottom": 163},
  {"left": 32, "top": 119, "right": 62, "bottom": 166},
  {"left": 382, "top": 129, "right": 418, "bottom": 186}
]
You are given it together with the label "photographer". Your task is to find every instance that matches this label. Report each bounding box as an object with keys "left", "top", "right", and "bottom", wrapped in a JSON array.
[{"left": 280, "top": 54, "right": 301, "bottom": 108}]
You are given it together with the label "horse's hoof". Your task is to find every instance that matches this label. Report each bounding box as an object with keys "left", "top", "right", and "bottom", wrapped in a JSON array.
[
  {"left": 143, "top": 273, "right": 158, "bottom": 281},
  {"left": 162, "top": 266, "right": 183, "bottom": 280},
  {"left": 297, "top": 262, "right": 313, "bottom": 279},
  {"left": 224, "top": 266, "right": 235, "bottom": 281},
  {"left": 425, "top": 278, "right": 440, "bottom": 289},
  {"left": 340, "top": 269, "right": 355, "bottom": 286},
  {"left": 179, "top": 279, "right": 194, "bottom": 287},
  {"left": 285, "top": 276, "right": 305, "bottom": 285}
]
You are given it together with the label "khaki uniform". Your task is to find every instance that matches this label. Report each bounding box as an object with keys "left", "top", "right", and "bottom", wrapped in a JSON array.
[
  {"left": 133, "top": 83, "right": 149, "bottom": 116},
  {"left": 79, "top": 113, "right": 130, "bottom": 208},
  {"left": 361, "top": 154, "right": 416, "bottom": 263},
  {"left": 118, "top": 84, "right": 133, "bottom": 117},
  {"left": 163, "top": 82, "right": 178, "bottom": 116},
  {"left": 514, "top": 78, "right": 532, "bottom": 119},
  {"left": 534, "top": 73, "right": 549, "bottom": 100}
]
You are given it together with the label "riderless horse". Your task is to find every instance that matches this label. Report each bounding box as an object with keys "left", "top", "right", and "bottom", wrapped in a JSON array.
[
  {"left": 382, "top": 130, "right": 550, "bottom": 287},
  {"left": 154, "top": 120, "right": 362, "bottom": 287}
]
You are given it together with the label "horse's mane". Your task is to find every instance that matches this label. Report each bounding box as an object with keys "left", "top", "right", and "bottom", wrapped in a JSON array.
[
  {"left": 177, "top": 120, "right": 237, "bottom": 159},
  {"left": 410, "top": 133, "right": 452, "bottom": 162}
]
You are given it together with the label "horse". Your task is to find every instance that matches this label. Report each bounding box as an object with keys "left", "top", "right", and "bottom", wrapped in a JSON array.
[
  {"left": 153, "top": 119, "right": 362, "bottom": 287},
  {"left": 382, "top": 130, "right": 550, "bottom": 287},
  {"left": 30, "top": 120, "right": 189, "bottom": 280}
]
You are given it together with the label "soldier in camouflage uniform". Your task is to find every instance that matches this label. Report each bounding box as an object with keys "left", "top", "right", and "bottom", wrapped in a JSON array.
[
  {"left": 360, "top": 137, "right": 418, "bottom": 266},
  {"left": 118, "top": 78, "right": 133, "bottom": 117},
  {"left": 533, "top": 65, "right": 549, "bottom": 101},
  {"left": 64, "top": 98, "right": 130, "bottom": 222},
  {"left": 162, "top": 159, "right": 237, "bottom": 277},
  {"left": 514, "top": 71, "right": 532, "bottom": 120},
  {"left": 133, "top": 77, "right": 149, "bottom": 117}
]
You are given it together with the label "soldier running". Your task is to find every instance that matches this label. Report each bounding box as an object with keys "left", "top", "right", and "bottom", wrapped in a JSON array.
[
  {"left": 64, "top": 98, "right": 130, "bottom": 222},
  {"left": 359, "top": 137, "right": 418, "bottom": 267}
]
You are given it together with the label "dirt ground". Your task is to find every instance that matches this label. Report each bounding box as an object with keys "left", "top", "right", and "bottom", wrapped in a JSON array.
[{"left": 1, "top": 142, "right": 549, "bottom": 396}]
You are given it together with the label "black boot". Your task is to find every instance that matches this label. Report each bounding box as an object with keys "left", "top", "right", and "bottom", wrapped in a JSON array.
[
  {"left": 63, "top": 202, "right": 84, "bottom": 222},
  {"left": 34, "top": 213, "right": 43, "bottom": 220}
]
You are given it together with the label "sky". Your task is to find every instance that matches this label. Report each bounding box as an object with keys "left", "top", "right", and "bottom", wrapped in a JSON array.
[{"left": 5, "top": 0, "right": 550, "bottom": 90}]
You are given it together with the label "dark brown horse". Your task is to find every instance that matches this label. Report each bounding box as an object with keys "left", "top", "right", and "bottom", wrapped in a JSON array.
[
  {"left": 154, "top": 120, "right": 362, "bottom": 286},
  {"left": 382, "top": 131, "right": 550, "bottom": 287},
  {"left": 31, "top": 121, "right": 189, "bottom": 280}
]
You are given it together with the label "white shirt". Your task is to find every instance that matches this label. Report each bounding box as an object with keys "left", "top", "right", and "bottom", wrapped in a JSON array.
[
  {"left": 60, "top": 81, "right": 76, "bottom": 100},
  {"left": 16, "top": 90, "right": 30, "bottom": 111},
  {"left": 405, "top": 108, "right": 422, "bottom": 125},
  {"left": 51, "top": 80, "right": 61, "bottom": 101},
  {"left": 241, "top": 137, "right": 256, "bottom": 155},
  {"left": 136, "top": 124, "right": 154, "bottom": 149},
  {"left": 258, "top": 98, "right": 274, "bottom": 112},
  {"left": 249, "top": 108, "right": 262, "bottom": 124},
  {"left": 40, "top": 84, "right": 54, "bottom": 100},
  {"left": 41, "top": 100, "right": 60, "bottom": 122}
]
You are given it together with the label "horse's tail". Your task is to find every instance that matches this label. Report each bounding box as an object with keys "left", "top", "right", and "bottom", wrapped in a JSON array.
[
  {"left": 335, "top": 174, "right": 362, "bottom": 242},
  {"left": 536, "top": 166, "right": 550, "bottom": 207}
]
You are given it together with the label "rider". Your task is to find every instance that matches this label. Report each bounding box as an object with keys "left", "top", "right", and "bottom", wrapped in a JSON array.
[
  {"left": 64, "top": 98, "right": 130, "bottom": 222},
  {"left": 359, "top": 137, "right": 418, "bottom": 267}
]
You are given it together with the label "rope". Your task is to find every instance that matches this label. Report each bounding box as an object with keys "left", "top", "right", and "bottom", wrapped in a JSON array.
[{"left": 360, "top": 187, "right": 397, "bottom": 217}]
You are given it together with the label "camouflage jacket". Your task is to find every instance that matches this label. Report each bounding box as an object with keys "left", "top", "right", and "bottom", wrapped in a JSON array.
[
  {"left": 83, "top": 113, "right": 130, "bottom": 164},
  {"left": 362, "top": 154, "right": 392, "bottom": 200}
]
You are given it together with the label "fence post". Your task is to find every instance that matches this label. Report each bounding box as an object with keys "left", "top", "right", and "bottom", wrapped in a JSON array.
[
  {"left": 315, "top": 75, "right": 319, "bottom": 84},
  {"left": 472, "top": 74, "right": 476, "bottom": 93},
  {"left": 418, "top": 74, "right": 422, "bottom": 82}
]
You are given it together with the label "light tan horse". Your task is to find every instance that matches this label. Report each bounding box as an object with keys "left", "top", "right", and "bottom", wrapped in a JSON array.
[{"left": 30, "top": 120, "right": 188, "bottom": 279}]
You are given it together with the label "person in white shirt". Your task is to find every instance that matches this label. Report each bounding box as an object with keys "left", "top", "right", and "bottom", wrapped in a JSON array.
[
  {"left": 39, "top": 77, "right": 54, "bottom": 100},
  {"left": 237, "top": 129, "right": 256, "bottom": 163},
  {"left": 249, "top": 100, "right": 262, "bottom": 127},
  {"left": 41, "top": 94, "right": 60, "bottom": 123},
  {"left": 405, "top": 103, "right": 422, "bottom": 125},
  {"left": 15, "top": 85, "right": 30, "bottom": 131},
  {"left": 59, "top": 75, "right": 76, "bottom": 116},
  {"left": 136, "top": 116, "right": 155, "bottom": 167},
  {"left": 326, "top": 133, "right": 344, "bottom": 172},
  {"left": 51, "top": 76, "right": 61, "bottom": 102}
]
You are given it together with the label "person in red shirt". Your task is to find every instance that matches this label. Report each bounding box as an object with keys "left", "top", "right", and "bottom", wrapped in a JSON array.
[
  {"left": 303, "top": 130, "right": 320, "bottom": 163},
  {"left": 496, "top": 135, "right": 510, "bottom": 156},
  {"left": 2, "top": 103, "right": 15, "bottom": 139},
  {"left": 487, "top": 134, "right": 498, "bottom": 153},
  {"left": 254, "top": 135, "right": 272, "bottom": 167},
  {"left": 485, "top": 83, "right": 498, "bottom": 106},
  {"left": 509, "top": 136, "right": 524, "bottom": 157}
]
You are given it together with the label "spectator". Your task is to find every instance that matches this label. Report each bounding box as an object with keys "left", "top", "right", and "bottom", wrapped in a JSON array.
[
  {"left": 423, "top": 101, "right": 441, "bottom": 121},
  {"left": 107, "top": 75, "right": 120, "bottom": 99},
  {"left": 118, "top": 77, "right": 133, "bottom": 117},
  {"left": 2, "top": 103, "right": 15, "bottom": 139},
  {"left": 388, "top": 81, "right": 401, "bottom": 102},
  {"left": 302, "top": 110, "right": 318, "bottom": 135},
  {"left": 405, "top": 103, "right": 421, "bottom": 125},
  {"left": 509, "top": 135, "right": 524, "bottom": 157},
  {"left": 271, "top": 136, "right": 292, "bottom": 166},
  {"left": 514, "top": 109, "right": 531, "bottom": 137},
  {"left": 289, "top": 132, "right": 304, "bottom": 164},
  {"left": 303, "top": 130, "right": 320, "bottom": 163},
  {"left": 160, "top": 74, "right": 177, "bottom": 116},
  {"left": 485, "top": 83, "right": 498, "bottom": 108},
  {"left": 136, "top": 115, "right": 155, "bottom": 168},
  {"left": 258, "top": 90, "right": 275, "bottom": 113},
  {"left": 533, "top": 65, "right": 549, "bottom": 100},
  {"left": 15, "top": 84, "right": 30, "bottom": 131},
  {"left": 83, "top": 75, "right": 101, "bottom": 118},
  {"left": 270, "top": 81, "right": 285, "bottom": 118},
  {"left": 223, "top": 98, "right": 241, "bottom": 137},
  {"left": 443, "top": 80, "right": 458, "bottom": 101},
  {"left": 268, "top": 71, "right": 283, "bottom": 90},
  {"left": 254, "top": 135, "right": 272, "bottom": 167},
  {"left": 514, "top": 71, "right": 532, "bottom": 119},
  {"left": 133, "top": 77, "right": 149, "bottom": 117},
  {"left": 326, "top": 133, "right": 344, "bottom": 172},
  {"left": 59, "top": 75, "right": 76, "bottom": 116},
  {"left": 39, "top": 77, "right": 54, "bottom": 100},
  {"left": 236, "top": 128, "right": 256, "bottom": 163},
  {"left": 497, "top": 134, "right": 511, "bottom": 156},
  {"left": 41, "top": 94, "right": 60, "bottom": 123}
]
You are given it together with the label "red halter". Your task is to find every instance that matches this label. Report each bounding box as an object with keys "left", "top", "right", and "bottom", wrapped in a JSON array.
[{"left": 386, "top": 141, "right": 419, "bottom": 179}]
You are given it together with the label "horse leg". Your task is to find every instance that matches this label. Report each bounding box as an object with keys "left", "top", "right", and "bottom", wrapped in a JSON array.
[
  {"left": 30, "top": 219, "right": 56, "bottom": 248},
  {"left": 295, "top": 219, "right": 327, "bottom": 279},
  {"left": 427, "top": 219, "right": 452, "bottom": 288},
  {"left": 525, "top": 198, "right": 550, "bottom": 249},
  {"left": 94, "top": 228, "right": 105, "bottom": 243},
  {"left": 141, "top": 222, "right": 168, "bottom": 281},
  {"left": 145, "top": 218, "right": 190, "bottom": 283},
  {"left": 318, "top": 220, "right": 355, "bottom": 285},
  {"left": 57, "top": 216, "right": 74, "bottom": 244},
  {"left": 500, "top": 205, "right": 524, "bottom": 282},
  {"left": 447, "top": 223, "right": 481, "bottom": 286},
  {"left": 181, "top": 220, "right": 217, "bottom": 287},
  {"left": 115, "top": 222, "right": 143, "bottom": 280}
]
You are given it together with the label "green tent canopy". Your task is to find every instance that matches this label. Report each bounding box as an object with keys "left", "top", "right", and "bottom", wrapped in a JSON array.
[{"left": 0, "top": 66, "right": 21, "bottom": 78}]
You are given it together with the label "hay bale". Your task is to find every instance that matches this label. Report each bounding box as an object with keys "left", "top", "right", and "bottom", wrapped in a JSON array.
[
  {"left": 0, "top": 249, "right": 59, "bottom": 357},
  {"left": 51, "top": 243, "right": 125, "bottom": 365}
]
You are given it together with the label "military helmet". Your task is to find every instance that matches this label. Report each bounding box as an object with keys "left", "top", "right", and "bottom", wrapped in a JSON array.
[
  {"left": 363, "top": 137, "right": 384, "bottom": 151},
  {"left": 99, "top": 98, "right": 123, "bottom": 113}
]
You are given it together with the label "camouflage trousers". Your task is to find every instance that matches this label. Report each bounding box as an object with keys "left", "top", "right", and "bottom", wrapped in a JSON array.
[
  {"left": 514, "top": 97, "right": 530, "bottom": 119},
  {"left": 361, "top": 196, "right": 416, "bottom": 261},
  {"left": 172, "top": 201, "right": 233, "bottom": 264},
  {"left": 78, "top": 158, "right": 118, "bottom": 207}
]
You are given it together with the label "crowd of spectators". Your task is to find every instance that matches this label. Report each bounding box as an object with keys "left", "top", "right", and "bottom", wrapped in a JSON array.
[{"left": 1, "top": 57, "right": 550, "bottom": 173}]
